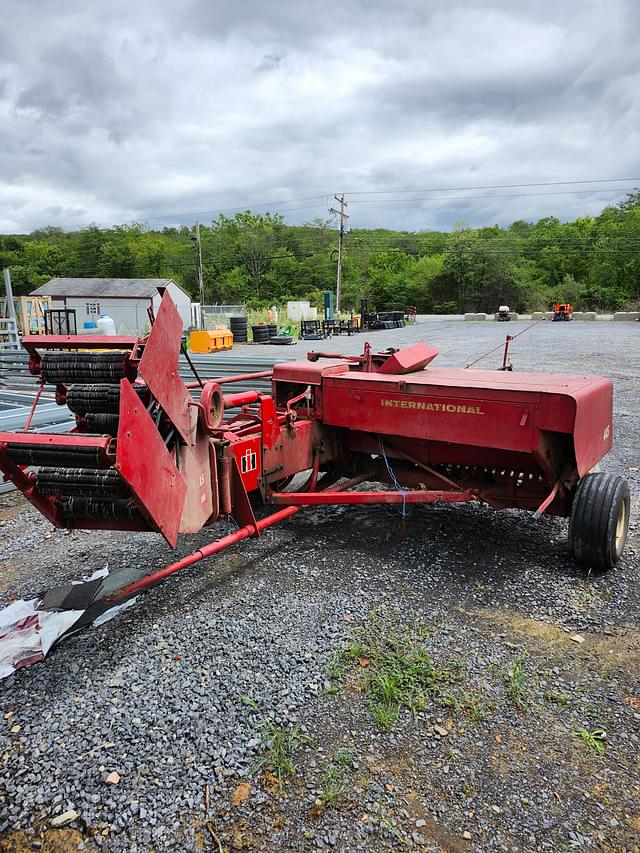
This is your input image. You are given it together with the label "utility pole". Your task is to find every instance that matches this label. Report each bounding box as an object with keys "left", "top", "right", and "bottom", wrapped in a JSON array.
[
  {"left": 194, "top": 222, "right": 205, "bottom": 329},
  {"left": 329, "top": 194, "right": 349, "bottom": 313}
]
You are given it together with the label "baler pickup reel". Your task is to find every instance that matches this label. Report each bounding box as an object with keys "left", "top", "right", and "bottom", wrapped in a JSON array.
[{"left": 0, "top": 292, "right": 211, "bottom": 547}]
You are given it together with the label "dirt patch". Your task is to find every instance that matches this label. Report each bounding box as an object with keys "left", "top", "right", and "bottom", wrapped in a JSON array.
[
  {"left": 0, "top": 828, "right": 86, "bottom": 853},
  {"left": 467, "top": 606, "right": 640, "bottom": 673},
  {"left": 0, "top": 504, "right": 22, "bottom": 523}
]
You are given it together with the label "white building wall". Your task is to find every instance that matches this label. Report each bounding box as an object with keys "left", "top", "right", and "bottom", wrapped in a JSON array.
[
  {"left": 52, "top": 286, "right": 192, "bottom": 334},
  {"left": 152, "top": 282, "right": 192, "bottom": 330},
  {"left": 62, "top": 297, "right": 154, "bottom": 334}
]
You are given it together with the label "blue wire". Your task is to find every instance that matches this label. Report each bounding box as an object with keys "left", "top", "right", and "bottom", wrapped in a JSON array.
[{"left": 377, "top": 434, "right": 409, "bottom": 519}]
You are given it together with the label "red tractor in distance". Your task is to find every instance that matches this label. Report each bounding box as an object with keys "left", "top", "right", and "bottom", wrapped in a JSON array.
[{"left": 553, "top": 303, "right": 573, "bottom": 321}]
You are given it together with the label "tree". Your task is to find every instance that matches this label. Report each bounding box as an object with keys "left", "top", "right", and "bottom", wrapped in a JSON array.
[
  {"left": 219, "top": 266, "right": 251, "bottom": 303},
  {"left": 98, "top": 241, "right": 135, "bottom": 278},
  {"left": 404, "top": 254, "right": 446, "bottom": 312}
]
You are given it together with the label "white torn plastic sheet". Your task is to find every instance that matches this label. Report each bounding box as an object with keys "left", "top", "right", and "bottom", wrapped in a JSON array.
[
  {"left": 0, "top": 599, "right": 84, "bottom": 679},
  {"left": 0, "top": 567, "right": 138, "bottom": 679},
  {"left": 92, "top": 597, "right": 138, "bottom": 627}
]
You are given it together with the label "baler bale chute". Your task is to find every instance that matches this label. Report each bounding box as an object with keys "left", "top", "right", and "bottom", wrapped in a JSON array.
[{"left": 0, "top": 291, "right": 630, "bottom": 606}]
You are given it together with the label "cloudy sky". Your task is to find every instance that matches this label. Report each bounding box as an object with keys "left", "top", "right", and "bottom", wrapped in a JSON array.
[{"left": 1, "top": 0, "right": 639, "bottom": 233}]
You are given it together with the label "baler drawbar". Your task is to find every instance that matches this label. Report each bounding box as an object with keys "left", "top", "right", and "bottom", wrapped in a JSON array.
[{"left": 0, "top": 291, "right": 630, "bottom": 600}]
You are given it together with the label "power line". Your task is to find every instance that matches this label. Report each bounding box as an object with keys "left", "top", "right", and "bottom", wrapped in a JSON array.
[
  {"left": 342, "top": 177, "right": 640, "bottom": 196},
  {"left": 347, "top": 188, "right": 637, "bottom": 205}
]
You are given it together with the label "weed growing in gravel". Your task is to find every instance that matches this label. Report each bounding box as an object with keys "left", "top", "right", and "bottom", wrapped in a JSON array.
[
  {"left": 325, "top": 651, "right": 346, "bottom": 683},
  {"left": 372, "top": 802, "right": 411, "bottom": 846},
  {"left": 442, "top": 687, "right": 491, "bottom": 721},
  {"left": 319, "top": 765, "right": 347, "bottom": 807},
  {"left": 317, "top": 748, "right": 354, "bottom": 809},
  {"left": 462, "top": 779, "right": 476, "bottom": 798},
  {"left": 333, "top": 747, "right": 353, "bottom": 768},
  {"left": 371, "top": 702, "right": 400, "bottom": 731},
  {"left": 506, "top": 654, "right": 528, "bottom": 707},
  {"left": 573, "top": 727, "right": 606, "bottom": 754},
  {"left": 330, "top": 612, "right": 464, "bottom": 730},
  {"left": 242, "top": 696, "right": 312, "bottom": 780}
]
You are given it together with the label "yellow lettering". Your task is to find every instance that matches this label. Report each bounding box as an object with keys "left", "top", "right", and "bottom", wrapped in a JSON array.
[{"left": 378, "top": 397, "right": 484, "bottom": 414}]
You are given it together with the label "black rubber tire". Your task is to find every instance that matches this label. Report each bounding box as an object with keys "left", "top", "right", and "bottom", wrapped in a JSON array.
[
  {"left": 252, "top": 325, "right": 270, "bottom": 343},
  {"left": 232, "top": 334, "right": 247, "bottom": 343},
  {"left": 569, "top": 473, "right": 630, "bottom": 571},
  {"left": 269, "top": 336, "right": 293, "bottom": 345}
]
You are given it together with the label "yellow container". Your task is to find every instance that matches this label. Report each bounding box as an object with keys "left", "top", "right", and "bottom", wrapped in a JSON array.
[{"left": 189, "top": 329, "right": 234, "bottom": 353}]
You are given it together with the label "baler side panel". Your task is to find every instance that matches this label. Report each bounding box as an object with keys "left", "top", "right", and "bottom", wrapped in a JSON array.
[
  {"left": 571, "top": 379, "right": 614, "bottom": 477},
  {"left": 321, "top": 378, "right": 539, "bottom": 454}
]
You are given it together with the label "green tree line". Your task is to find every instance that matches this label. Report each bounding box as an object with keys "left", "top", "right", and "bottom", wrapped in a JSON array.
[{"left": 2, "top": 194, "right": 640, "bottom": 313}]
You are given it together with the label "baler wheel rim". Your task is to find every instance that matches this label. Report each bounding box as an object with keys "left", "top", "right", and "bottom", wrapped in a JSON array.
[{"left": 615, "top": 496, "right": 629, "bottom": 551}]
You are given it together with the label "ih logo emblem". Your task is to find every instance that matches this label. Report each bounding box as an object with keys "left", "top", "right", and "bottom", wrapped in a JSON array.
[{"left": 241, "top": 448, "right": 257, "bottom": 474}]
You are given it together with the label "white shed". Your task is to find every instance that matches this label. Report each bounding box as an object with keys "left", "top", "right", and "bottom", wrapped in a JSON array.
[{"left": 30, "top": 278, "right": 192, "bottom": 335}]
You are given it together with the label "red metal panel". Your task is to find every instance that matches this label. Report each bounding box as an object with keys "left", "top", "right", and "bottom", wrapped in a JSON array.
[
  {"left": 322, "top": 383, "right": 537, "bottom": 453},
  {"left": 138, "top": 291, "right": 194, "bottom": 446},
  {"left": 327, "top": 367, "right": 605, "bottom": 395},
  {"left": 321, "top": 368, "right": 613, "bottom": 462},
  {"left": 260, "top": 396, "right": 280, "bottom": 449},
  {"left": 115, "top": 380, "right": 187, "bottom": 547},
  {"left": 376, "top": 343, "right": 439, "bottom": 374},
  {"left": 177, "top": 411, "right": 215, "bottom": 533},
  {"left": 269, "top": 490, "right": 475, "bottom": 505},
  {"left": 0, "top": 432, "right": 113, "bottom": 453},
  {"left": 262, "top": 418, "right": 317, "bottom": 483},
  {"left": 271, "top": 361, "right": 349, "bottom": 385},
  {"left": 571, "top": 379, "right": 614, "bottom": 477},
  {"left": 229, "top": 435, "right": 262, "bottom": 492}
]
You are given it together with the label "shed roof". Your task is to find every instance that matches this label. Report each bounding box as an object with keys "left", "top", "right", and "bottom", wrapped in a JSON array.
[{"left": 31, "top": 278, "right": 188, "bottom": 299}]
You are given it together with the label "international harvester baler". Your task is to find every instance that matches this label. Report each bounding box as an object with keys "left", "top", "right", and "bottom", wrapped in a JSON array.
[{"left": 0, "top": 291, "right": 630, "bottom": 603}]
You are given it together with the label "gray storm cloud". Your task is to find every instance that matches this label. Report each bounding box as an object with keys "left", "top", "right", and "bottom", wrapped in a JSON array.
[{"left": 0, "top": 0, "right": 638, "bottom": 232}]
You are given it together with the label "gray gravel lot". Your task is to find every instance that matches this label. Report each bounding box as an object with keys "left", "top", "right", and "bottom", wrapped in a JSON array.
[{"left": 1, "top": 318, "right": 639, "bottom": 852}]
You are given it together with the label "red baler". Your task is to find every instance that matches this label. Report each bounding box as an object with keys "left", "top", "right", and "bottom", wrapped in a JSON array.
[{"left": 0, "top": 292, "right": 630, "bottom": 600}]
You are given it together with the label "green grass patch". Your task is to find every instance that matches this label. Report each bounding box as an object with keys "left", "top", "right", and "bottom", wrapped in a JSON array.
[
  {"left": 242, "top": 696, "right": 312, "bottom": 780},
  {"left": 328, "top": 612, "right": 464, "bottom": 730},
  {"left": 506, "top": 654, "right": 528, "bottom": 707},
  {"left": 317, "top": 748, "right": 355, "bottom": 809}
]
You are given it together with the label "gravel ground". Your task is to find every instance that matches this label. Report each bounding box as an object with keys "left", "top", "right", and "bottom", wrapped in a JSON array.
[{"left": 1, "top": 318, "right": 639, "bottom": 852}]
